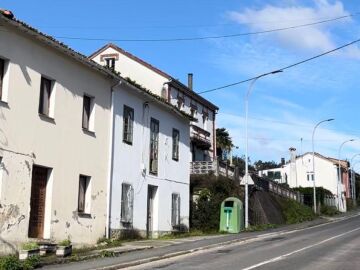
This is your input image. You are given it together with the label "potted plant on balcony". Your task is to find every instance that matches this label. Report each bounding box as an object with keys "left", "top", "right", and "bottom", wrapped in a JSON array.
[
  {"left": 56, "top": 239, "right": 72, "bottom": 257},
  {"left": 19, "top": 242, "right": 40, "bottom": 260}
]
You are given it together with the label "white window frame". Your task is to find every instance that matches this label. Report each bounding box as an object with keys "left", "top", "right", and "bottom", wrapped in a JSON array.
[
  {"left": 0, "top": 58, "right": 10, "bottom": 103},
  {"left": 82, "top": 94, "right": 95, "bottom": 132}
]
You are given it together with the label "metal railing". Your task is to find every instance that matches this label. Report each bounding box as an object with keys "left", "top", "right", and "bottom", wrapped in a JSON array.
[{"left": 190, "top": 160, "right": 236, "bottom": 179}]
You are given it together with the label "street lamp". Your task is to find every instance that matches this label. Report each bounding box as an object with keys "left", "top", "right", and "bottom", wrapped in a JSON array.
[
  {"left": 350, "top": 154, "right": 360, "bottom": 200},
  {"left": 312, "top": 118, "right": 334, "bottom": 214},
  {"left": 338, "top": 139, "right": 355, "bottom": 211},
  {"left": 350, "top": 157, "right": 360, "bottom": 204},
  {"left": 244, "top": 69, "right": 282, "bottom": 229}
]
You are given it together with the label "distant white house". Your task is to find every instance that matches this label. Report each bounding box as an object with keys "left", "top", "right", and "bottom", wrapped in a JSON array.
[
  {"left": 89, "top": 44, "right": 218, "bottom": 163},
  {"left": 109, "top": 78, "right": 191, "bottom": 238},
  {"left": 258, "top": 149, "right": 351, "bottom": 212}
]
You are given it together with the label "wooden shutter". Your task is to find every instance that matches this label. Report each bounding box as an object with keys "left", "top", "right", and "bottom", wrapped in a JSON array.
[
  {"left": 39, "top": 77, "right": 51, "bottom": 115},
  {"left": 82, "top": 96, "right": 91, "bottom": 129},
  {"left": 78, "top": 176, "right": 86, "bottom": 212}
]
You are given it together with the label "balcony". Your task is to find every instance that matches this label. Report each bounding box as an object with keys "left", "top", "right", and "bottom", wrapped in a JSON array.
[
  {"left": 190, "top": 124, "right": 211, "bottom": 150},
  {"left": 190, "top": 160, "right": 236, "bottom": 179}
]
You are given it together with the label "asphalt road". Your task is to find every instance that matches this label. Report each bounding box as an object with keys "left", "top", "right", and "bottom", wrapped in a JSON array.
[{"left": 130, "top": 215, "right": 360, "bottom": 270}]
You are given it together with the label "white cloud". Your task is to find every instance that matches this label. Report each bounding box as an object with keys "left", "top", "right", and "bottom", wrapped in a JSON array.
[
  {"left": 261, "top": 95, "right": 304, "bottom": 110},
  {"left": 228, "top": 0, "right": 352, "bottom": 53},
  {"left": 218, "top": 111, "right": 360, "bottom": 163}
]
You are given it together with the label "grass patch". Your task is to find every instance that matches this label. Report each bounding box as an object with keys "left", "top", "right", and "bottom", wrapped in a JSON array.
[
  {"left": 159, "top": 229, "right": 223, "bottom": 240},
  {"left": 320, "top": 205, "right": 339, "bottom": 216},
  {"left": 0, "top": 255, "right": 40, "bottom": 270},
  {"left": 275, "top": 196, "right": 316, "bottom": 224}
]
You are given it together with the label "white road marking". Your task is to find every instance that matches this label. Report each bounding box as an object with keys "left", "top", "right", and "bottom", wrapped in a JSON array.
[{"left": 241, "top": 227, "right": 360, "bottom": 270}]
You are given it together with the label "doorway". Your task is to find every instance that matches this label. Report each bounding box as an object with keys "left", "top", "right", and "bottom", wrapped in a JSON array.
[
  {"left": 28, "top": 165, "right": 49, "bottom": 238},
  {"left": 146, "top": 185, "right": 157, "bottom": 238}
]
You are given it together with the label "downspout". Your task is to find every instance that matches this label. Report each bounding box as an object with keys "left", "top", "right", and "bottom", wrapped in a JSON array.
[
  {"left": 213, "top": 110, "right": 217, "bottom": 161},
  {"left": 106, "top": 79, "right": 121, "bottom": 238}
]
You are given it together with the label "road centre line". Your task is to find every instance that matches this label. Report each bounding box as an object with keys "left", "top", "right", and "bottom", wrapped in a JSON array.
[{"left": 241, "top": 227, "right": 360, "bottom": 270}]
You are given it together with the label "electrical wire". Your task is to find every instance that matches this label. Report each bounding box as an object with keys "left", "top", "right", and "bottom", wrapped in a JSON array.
[
  {"left": 52, "top": 13, "right": 357, "bottom": 43},
  {"left": 198, "top": 37, "right": 360, "bottom": 94}
]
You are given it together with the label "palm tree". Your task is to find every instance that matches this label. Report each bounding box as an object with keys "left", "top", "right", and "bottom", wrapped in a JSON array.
[{"left": 216, "top": 128, "right": 233, "bottom": 160}]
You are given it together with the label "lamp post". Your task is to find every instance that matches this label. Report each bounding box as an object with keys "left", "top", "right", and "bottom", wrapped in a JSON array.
[
  {"left": 338, "top": 139, "right": 355, "bottom": 211},
  {"left": 312, "top": 119, "right": 334, "bottom": 214},
  {"left": 350, "top": 154, "right": 360, "bottom": 203},
  {"left": 244, "top": 70, "right": 282, "bottom": 229}
]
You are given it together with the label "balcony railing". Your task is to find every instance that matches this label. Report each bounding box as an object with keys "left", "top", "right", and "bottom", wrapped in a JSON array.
[{"left": 190, "top": 160, "right": 236, "bottom": 179}]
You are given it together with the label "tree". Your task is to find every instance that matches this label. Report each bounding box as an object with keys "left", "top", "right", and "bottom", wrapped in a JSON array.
[
  {"left": 216, "top": 128, "right": 233, "bottom": 160},
  {"left": 253, "top": 160, "right": 280, "bottom": 171}
]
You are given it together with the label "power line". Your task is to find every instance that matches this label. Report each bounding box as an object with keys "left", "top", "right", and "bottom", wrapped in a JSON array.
[
  {"left": 36, "top": 12, "right": 357, "bottom": 30},
  {"left": 53, "top": 13, "right": 357, "bottom": 43},
  {"left": 198, "top": 37, "right": 360, "bottom": 94}
]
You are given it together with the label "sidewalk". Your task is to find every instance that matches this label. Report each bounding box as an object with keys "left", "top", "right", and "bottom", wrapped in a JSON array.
[{"left": 42, "top": 212, "right": 359, "bottom": 270}]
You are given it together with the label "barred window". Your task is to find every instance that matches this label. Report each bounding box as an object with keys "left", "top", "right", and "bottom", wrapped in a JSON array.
[
  {"left": 123, "top": 105, "right": 134, "bottom": 144},
  {"left": 121, "top": 183, "right": 134, "bottom": 224}
]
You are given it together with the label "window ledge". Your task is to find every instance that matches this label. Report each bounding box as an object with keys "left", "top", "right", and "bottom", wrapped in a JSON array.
[
  {"left": 82, "top": 128, "right": 96, "bottom": 137},
  {"left": 172, "top": 157, "right": 179, "bottom": 162},
  {"left": 77, "top": 212, "right": 92, "bottom": 218},
  {"left": 39, "top": 113, "right": 55, "bottom": 124},
  {"left": 0, "top": 100, "right": 9, "bottom": 108},
  {"left": 122, "top": 140, "right": 133, "bottom": 146}
]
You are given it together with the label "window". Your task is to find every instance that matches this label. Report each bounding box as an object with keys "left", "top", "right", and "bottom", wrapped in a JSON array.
[
  {"left": 82, "top": 95, "right": 95, "bottom": 131},
  {"left": 38, "top": 77, "right": 53, "bottom": 116},
  {"left": 121, "top": 183, "right": 134, "bottom": 223},
  {"left": 105, "top": 58, "right": 115, "bottom": 70},
  {"left": 78, "top": 175, "right": 91, "bottom": 214},
  {"left": 149, "top": 118, "right": 159, "bottom": 175},
  {"left": 307, "top": 173, "right": 314, "bottom": 181},
  {"left": 0, "top": 59, "right": 4, "bottom": 101},
  {"left": 171, "top": 193, "right": 180, "bottom": 228},
  {"left": 172, "top": 129, "right": 179, "bottom": 161},
  {"left": 0, "top": 157, "right": 3, "bottom": 199},
  {"left": 123, "top": 105, "right": 134, "bottom": 144}
]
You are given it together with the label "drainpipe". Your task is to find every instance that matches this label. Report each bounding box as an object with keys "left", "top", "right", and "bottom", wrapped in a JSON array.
[
  {"left": 212, "top": 110, "right": 217, "bottom": 161},
  {"left": 106, "top": 79, "right": 121, "bottom": 238}
]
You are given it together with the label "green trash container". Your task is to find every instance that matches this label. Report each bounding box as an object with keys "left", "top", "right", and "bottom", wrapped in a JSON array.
[{"left": 219, "top": 197, "right": 244, "bottom": 233}]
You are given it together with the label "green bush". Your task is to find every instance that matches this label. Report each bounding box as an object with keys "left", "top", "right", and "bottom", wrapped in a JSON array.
[
  {"left": 21, "top": 242, "right": 39, "bottom": 251},
  {"left": 0, "top": 256, "right": 22, "bottom": 270},
  {"left": 275, "top": 197, "right": 315, "bottom": 224},
  {"left": 58, "top": 239, "right": 71, "bottom": 246},
  {"left": 320, "top": 205, "right": 339, "bottom": 216},
  {"left": 22, "top": 256, "right": 40, "bottom": 270},
  {"left": 191, "top": 174, "right": 243, "bottom": 231}
]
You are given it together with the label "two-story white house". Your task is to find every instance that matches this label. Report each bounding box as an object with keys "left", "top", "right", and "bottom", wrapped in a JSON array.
[
  {"left": 109, "top": 78, "right": 191, "bottom": 238},
  {"left": 0, "top": 12, "right": 115, "bottom": 252},
  {"left": 89, "top": 44, "right": 218, "bottom": 164},
  {"left": 0, "top": 11, "right": 192, "bottom": 253},
  {"left": 258, "top": 150, "right": 350, "bottom": 212}
]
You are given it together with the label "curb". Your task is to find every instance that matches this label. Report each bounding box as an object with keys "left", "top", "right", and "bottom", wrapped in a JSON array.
[
  {"left": 39, "top": 246, "right": 153, "bottom": 268},
  {"left": 95, "top": 212, "right": 360, "bottom": 270}
]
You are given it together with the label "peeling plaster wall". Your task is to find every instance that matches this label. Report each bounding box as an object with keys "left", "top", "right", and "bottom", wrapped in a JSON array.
[
  {"left": 0, "top": 24, "right": 112, "bottom": 249},
  {"left": 109, "top": 83, "right": 190, "bottom": 235}
]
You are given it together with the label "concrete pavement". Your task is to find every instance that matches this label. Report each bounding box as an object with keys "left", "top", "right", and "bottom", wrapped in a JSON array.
[
  {"left": 42, "top": 213, "right": 359, "bottom": 270},
  {"left": 129, "top": 213, "right": 360, "bottom": 270}
]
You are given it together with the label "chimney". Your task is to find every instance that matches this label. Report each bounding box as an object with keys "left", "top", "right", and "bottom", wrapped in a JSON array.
[
  {"left": 281, "top": 158, "right": 285, "bottom": 166},
  {"left": 289, "top": 147, "right": 297, "bottom": 163},
  {"left": 188, "top": 73, "right": 193, "bottom": 91}
]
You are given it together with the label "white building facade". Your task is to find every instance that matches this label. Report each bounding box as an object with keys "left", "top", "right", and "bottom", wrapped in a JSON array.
[
  {"left": 0, "top": 12, "right": 192, "bottom": 255},
  {"left": 89, "top": 44, "right": 218, "bottom": 163},
  {"left": 109, "top": 79, "right": 190, "bottom": 238},
  {"left": 0, "top": 13, "right": 116, "bottom": 252}
]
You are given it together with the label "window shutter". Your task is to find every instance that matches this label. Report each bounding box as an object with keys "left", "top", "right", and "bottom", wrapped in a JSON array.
[
  {"left": 171, "top": 194, "right": 176, "bottom": 227},
  {"left": 82, "top": 96, "right": 91, "bottom": 129},
  {"left": 78, "top": 177, "right": 85, "bottom": 212},
  {"left": 177, "top": 195, "right": 180, "bottom": 226}
]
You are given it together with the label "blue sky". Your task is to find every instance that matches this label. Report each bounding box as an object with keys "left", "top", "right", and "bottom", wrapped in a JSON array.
[{"left": 3, "top": 0, "right": 360, "bottom": 166}]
